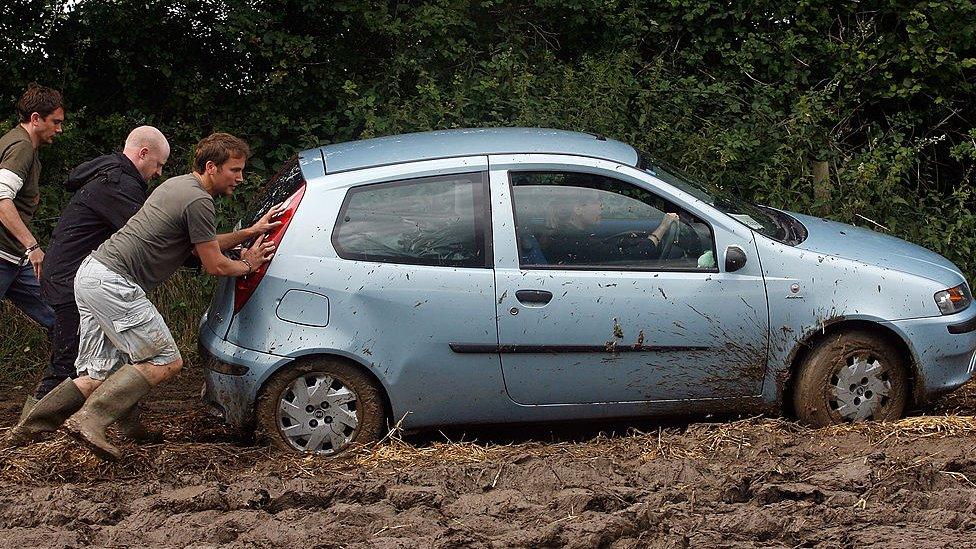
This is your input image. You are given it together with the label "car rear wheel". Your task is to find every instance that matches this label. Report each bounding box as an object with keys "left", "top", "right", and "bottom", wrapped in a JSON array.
[
  {"left": 793, "top": 331, "right": 908, "bottom": 427},
  {"left": 256, "top": 358, "right": 386, "bottom": 455}
]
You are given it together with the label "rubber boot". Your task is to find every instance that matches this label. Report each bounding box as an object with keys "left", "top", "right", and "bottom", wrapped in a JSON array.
[
  {"left": 18, "top": 396, "right": 39, "bottom": 423},
  {"left": 116, "top": 403, "right": 164, "bottom": 444},
  {"left": 64, "top": 365, "right": 152, "bottom": 461},
  {"left": 5, "top": 379, "right": 84, "bottom": 447}
]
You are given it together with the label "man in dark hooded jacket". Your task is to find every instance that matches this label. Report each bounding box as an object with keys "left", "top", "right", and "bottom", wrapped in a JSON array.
[{"left": 16, "top": 126, "right": 169, "bottom": 429}]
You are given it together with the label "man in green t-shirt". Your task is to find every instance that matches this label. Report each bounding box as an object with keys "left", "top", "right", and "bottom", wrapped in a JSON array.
[{"left": 0, "top": 84, "right": 64, "bottom": 335}]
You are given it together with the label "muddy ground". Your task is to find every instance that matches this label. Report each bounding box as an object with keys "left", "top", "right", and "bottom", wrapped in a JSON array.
[{"left": 0, "top": 371, "right": 975, "bottom": 548}]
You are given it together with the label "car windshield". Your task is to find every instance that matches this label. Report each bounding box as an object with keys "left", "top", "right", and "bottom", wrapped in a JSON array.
[{"left": 637, "top": 151, "right": 803, "bottom": 244}]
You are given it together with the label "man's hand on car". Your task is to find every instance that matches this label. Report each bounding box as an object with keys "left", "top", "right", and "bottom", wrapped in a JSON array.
[
  {"left": 242, "top": 233, "right": 276, "bottom": 271},
  {"left": 250, "top": 202, "right": 286, "bottom": 236}
]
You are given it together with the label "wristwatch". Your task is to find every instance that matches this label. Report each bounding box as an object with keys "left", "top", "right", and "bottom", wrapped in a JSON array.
[{"left": 24, "top": 243, "right": 40, "bottom": 256}]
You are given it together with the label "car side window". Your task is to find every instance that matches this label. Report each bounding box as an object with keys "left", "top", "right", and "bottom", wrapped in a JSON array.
[
  {"left": 510, "top": 171, "right": 717, "bottom": 271},
  {"left": 333, "top": 171, "right": 490, "bottom": 268}
]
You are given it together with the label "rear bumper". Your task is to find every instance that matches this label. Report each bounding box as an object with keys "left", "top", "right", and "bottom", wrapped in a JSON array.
[
  {"left": 888, "top": 308, "right": 976, "bottom": 403},
  {"left": 198, "top": 324, "right": 291, "bottom": 428}
]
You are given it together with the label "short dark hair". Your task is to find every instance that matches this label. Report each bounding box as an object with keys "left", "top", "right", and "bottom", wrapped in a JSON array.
[
  {"left": 16, "top": 84, "right": 64, "bottom": 122},
  {"left": 193, "top": 132, "right": 250, "bottom": 173}
]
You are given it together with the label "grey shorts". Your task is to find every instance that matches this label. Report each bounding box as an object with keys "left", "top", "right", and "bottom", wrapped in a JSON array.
[{"left": 73, "top": 256, "right": 182, "bottom": 380}]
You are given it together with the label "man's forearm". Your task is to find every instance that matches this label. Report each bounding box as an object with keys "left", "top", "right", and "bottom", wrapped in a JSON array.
[
  {"left": 215, "top": 227, "right": 257, "bottom": 251},
  {"left": 0, "top": 198, "right": 37, "bottom": 248},
  {"left": 206, "top": 253, "right": 252, "bottom": 277}
]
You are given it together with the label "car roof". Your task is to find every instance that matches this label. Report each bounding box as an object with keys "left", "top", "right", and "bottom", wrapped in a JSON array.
[{"left": 303, "top": 128, "right": 639, "bottom": 176}]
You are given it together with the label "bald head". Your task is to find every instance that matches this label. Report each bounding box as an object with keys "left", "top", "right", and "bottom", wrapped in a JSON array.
[
  {"left": 124, "top": 125, "right": 169, "bottom": 155},
  {"left": 123, "top": 125, "right": 170, "bottom": 182}
]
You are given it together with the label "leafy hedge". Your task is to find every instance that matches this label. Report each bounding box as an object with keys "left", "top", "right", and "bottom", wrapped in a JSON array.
[{"left": 1, "top": 0, "right": 974, "bottom": 272}]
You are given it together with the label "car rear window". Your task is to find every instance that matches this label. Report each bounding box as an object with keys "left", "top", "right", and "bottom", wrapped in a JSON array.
[
  {"left": 244, "top": 156, "right": 305, "bottom": 229},
  {"left": 332, "top": 172, "right": 490, "bottom": 268}
]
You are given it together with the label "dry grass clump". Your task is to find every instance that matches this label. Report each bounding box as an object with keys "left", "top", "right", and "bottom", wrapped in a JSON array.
[
  {"left": 625, "top": 413, "right": 976, "bottom": 461},
  {"left": 640, "top": 416, "right": 802, "bottom": 460},
  {"left": 332, "top": 420, "right": 566, "bottom": 472},
  {"left": 824, "top": 414, "right": 976, "bottom": 442},
  {"left": 888, "top": 414, "right": 976, "bottom": 436},
  {"left": 350, "top": 438, "right": 524, "bottom": 469}
]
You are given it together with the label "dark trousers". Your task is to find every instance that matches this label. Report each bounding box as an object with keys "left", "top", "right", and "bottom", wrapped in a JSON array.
[
  {"left": 0, "top": 260, "right": 55, "bottom": 332},
  {"left": 1, "top": 262, "right": 55, "bottom": 396},
  {"left": 34, "top": 300, "right": 80, "bottom": 398}
]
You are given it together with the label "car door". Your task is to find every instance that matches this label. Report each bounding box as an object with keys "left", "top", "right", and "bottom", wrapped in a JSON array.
[{"left": 488, "top": 154, "right": 769, "bottom": 405}]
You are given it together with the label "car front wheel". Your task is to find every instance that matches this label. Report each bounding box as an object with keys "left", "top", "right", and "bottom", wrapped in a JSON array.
[
  {"left": 793, "top": 331, "right": 908, "bottom": 427},
  {"left": 257, "top": 358, "right": 386, "bottom": 455}
]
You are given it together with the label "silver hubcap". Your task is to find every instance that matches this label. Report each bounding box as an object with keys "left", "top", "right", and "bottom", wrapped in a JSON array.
[
  {"left": 830, "top": 355, "right": 891, "bottom": 420},
  {"left": 278, "top": 374, "right": 359, "bottom": 454}
]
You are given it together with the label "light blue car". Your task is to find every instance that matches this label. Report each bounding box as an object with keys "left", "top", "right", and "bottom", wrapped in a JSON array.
[{"left": 199, "top": 128, "right": 976, "bottom": 455}]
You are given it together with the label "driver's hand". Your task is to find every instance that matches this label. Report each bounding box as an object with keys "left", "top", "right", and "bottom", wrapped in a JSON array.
[{"left": 662, "top": 212, "right": 679, "bottom": 228}]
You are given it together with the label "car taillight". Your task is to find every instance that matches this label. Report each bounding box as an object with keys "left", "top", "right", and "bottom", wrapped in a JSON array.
[{"left": 233, "top": 184, "right": 306, "bottom": 313}]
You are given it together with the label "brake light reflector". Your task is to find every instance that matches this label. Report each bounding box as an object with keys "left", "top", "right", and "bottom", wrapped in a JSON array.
[{"left": 233, "top": 184, "right": 306, "bottom": 313}]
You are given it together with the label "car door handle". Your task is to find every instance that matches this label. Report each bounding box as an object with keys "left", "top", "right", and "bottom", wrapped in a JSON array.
[{"left": 516, "top": 290, "right": 553, "bottom": 305}]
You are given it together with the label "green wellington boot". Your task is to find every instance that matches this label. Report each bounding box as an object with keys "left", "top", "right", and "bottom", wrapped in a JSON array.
[
  {"left": 115, "top": 403, "right": 164, "bottom": 444},
  {"left": 18, "top": 395, "right": 39, "bottom": 423},
  {"left": 64, "top": 364, "right": 152, "bottom": 461},
  {"left": 5, "top": 379, "right": 84, "bottom": 447}
]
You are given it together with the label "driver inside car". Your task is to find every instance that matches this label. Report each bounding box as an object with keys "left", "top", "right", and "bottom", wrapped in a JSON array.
[{"left": 538, "top": 188, "right": 679, "bottom": 266}]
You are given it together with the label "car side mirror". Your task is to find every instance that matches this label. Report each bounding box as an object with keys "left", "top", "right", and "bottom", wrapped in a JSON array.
[{"left": 725, "top": 246, "right": 747, "bottom": 272}]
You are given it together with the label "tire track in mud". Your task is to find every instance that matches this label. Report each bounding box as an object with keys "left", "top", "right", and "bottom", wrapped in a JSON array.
[{"left": 1, "top": 380, "right": 975, "bottom": 547}]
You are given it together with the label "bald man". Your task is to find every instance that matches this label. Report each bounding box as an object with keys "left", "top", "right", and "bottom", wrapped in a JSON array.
[{"left": 8, "top": 126, "right": 169, "bottom": 444}]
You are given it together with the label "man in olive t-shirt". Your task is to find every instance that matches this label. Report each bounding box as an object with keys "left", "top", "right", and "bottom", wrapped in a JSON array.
[
  {"left": 93, "top": 172, "right": 217, "bottom": 294},
  {"left": 9, "top": 133, "right": 283, "bottom": 460},
  {"left": 0, "top": 85, "right": 64, "bottom": 335}
]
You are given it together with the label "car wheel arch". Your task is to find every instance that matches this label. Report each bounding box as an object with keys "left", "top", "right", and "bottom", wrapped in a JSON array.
[
  {"left": 780, "top": 319, "right": 920, "bottom": 418},
  {"left": 254, "top": 351, "right": 396, "bottom": 429}
]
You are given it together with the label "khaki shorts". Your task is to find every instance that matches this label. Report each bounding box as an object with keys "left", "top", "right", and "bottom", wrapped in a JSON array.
[{"left": 73, "top": 256, "right": 181, "bottom": 381}]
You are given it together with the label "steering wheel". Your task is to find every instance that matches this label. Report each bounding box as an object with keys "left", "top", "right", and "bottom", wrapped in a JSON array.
[
  {"left": 599, "top": 229, "right": 649, "bottom": 247},
  {"left": 598, "top": 228, "right": 674, "bottom": 259},
  {"left": 597, "top": 215, "right": 700, "bottom": 260},
  {"left": 656, "top": 222, "right": 680, "bottom": 260}
]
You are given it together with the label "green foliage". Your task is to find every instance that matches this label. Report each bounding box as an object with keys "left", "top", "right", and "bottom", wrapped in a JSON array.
[
  {"left": 0, "top": 302, "right": 51, "bottom": 386},
  {"left": 0, "top": 0, "right": 975, "bottom": 378}
]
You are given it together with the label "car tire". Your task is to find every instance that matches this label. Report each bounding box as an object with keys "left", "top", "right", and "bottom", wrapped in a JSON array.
[
  {"left": 256, "top": 358, "right": 386, "bottom": 455},
  {"left": 793, "top": 330, "right": 908, "bottom": 427}
]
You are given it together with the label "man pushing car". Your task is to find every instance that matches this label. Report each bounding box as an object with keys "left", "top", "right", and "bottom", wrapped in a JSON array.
[{"left": 8, "top": 132, "right": 282, "bottom": 460}]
